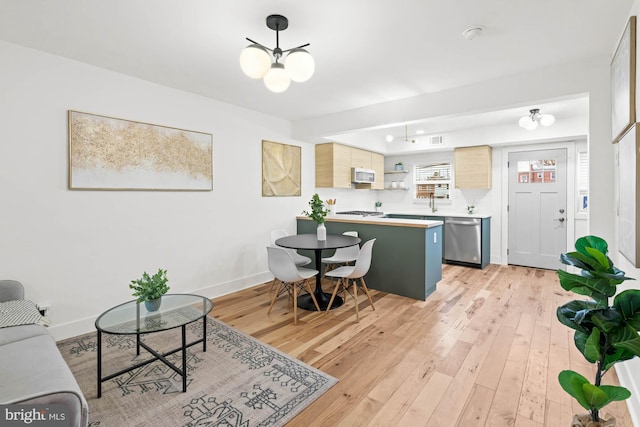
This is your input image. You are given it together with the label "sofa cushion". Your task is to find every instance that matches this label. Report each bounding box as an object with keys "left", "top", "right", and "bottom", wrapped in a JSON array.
[
  {"left": 0, "top": 334, "right": 88, "bottom": 426},
  {"left": 0, "top": 300, "right": 49, "bottom": 329},
  {"left": 0, "top": 324, "right": 49, "bottom": 346}
]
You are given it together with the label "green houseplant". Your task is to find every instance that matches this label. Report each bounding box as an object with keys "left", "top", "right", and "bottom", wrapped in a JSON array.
[
  {"left": 395, "top": 162, "right": 404, "bottom": 171},
  {"left": 557, "top": 235, "right": 640, "bottom": 426},
  {"left": 302, "top": 193, "right": 328, "bottom": 240},
  {"left": 129, "top": 268, "right": 170, "bottom": 312}
]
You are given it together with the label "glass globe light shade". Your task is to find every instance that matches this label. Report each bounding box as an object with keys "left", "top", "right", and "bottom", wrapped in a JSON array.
[
  {"left": 519, "top": 116, "right": 538, "bottom": 130},
  {"left": 239, "top": 44, "right": 271, "bottom": 79},
  {"left": 284, "top": 48, "right": 315, "bottom": 82},
  {"left": 540, "top": 114, "right": 555, "bottom": 127},
  {"left": 386, "top": 135, "right": 394, "bottom": 142},
  {"left": 263, "top": 63, "right": 291, "bottom": 93}
]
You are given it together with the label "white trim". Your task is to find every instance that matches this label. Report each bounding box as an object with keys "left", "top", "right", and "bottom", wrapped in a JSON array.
[
  {"left": 48, "top": 271, "right": 273, "bottom": 341},
  {"left": 615, "top": 360, "right": 640, "bottom": 426}
]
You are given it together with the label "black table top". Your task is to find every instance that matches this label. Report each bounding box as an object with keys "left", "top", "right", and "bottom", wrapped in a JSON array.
[{"left": 275, "top": 234, "right": 361, "bottom": 251}]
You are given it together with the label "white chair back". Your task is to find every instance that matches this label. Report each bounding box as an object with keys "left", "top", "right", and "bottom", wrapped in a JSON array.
[
  {"left": 334, "top": 231, "right": 359, "bottom": 260},
  {"left": 349, "top": 239, "right": 376, "bottom": 279},
  {"left": 267, "top": 246, "right": 305, "bottom": 283}
]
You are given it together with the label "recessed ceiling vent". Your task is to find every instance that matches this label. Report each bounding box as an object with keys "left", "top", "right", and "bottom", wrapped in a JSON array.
[{"left": 429, "top": 136, "right": 444, "bottom": 145}]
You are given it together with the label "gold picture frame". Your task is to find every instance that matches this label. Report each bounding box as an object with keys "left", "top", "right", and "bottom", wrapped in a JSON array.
[
  {"left": 611, "top": 16, "right": 637, "bottom": 144},
  {"left": 68, "top": 111, "right": 213, "bottom": 191},
  {"left": 262, "top": 140, "right": 301, "bottom": 197}
]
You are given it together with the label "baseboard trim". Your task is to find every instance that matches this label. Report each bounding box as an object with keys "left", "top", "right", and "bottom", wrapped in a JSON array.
[
  {"left": 615, "top": 360, "right": 640, "bottom": 426},
  {"left": 49, "top": 271, "right": 273, "bottom": 341}
]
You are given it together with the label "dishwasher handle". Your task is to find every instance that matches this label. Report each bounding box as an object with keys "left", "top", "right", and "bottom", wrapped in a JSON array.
[{"left": 445, "top": 218, "right": 481, "bottom": 226}]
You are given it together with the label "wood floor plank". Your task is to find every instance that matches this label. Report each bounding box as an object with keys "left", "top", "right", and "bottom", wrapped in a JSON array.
[
  {"left": 475, "top": 323, "right": 517, "bottom": 390},
  {"left": 396, "top": 371, "right": 454, "bottom": 427},
  {"left": 209, "top": 264, "right": 634, "bottom": 427},
  {"left": 456, "top": 384, "right": 495, "bottom": 426}
]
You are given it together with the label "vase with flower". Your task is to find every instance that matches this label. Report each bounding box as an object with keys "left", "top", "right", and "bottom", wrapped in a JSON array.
[{"left": 302, "top": 193, "right": 328, "bottom": 240}]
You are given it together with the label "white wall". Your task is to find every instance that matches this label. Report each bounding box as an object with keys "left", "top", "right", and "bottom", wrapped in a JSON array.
[{"left": 0, "top": 41, "right": 315, "bottom": 339}]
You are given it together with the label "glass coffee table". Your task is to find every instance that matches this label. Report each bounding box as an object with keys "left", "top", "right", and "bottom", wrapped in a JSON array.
[{"left": 95, "top": 294, "right": 214, "bottom": 397}]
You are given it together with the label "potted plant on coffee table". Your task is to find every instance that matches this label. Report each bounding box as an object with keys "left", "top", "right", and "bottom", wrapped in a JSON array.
[
  {"left": 302, "top": 193, "right": 328, "bottom": 241},
  {"left": 129, "top": 268, "right": 170, "bottom": 312},
  {"left": 556, "top": 235, "right": 640, "bottom": 426}
]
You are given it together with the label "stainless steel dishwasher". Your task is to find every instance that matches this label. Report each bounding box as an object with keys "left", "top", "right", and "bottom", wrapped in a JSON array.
[{"left": 444, "top": 217, "right": 482, "bottom": 265}]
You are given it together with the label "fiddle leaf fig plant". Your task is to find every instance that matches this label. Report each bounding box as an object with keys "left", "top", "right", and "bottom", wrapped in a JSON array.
[
  {"left": 129, "top": 268, "right": 170, "bottom": 303},
  {"left": 557, "top": 235, "right": 640, "bottom": 425},
  {"left": 302, "top": 193, "right": 328, "bottom": 224}
]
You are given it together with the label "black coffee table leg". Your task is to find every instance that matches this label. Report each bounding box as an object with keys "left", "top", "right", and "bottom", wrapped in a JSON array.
[
  {"left": 182, "top": 325, "right": 187, "bottom": 392},
  {"left": 97, "top": 330, "right": 102, "bottom": 398}
]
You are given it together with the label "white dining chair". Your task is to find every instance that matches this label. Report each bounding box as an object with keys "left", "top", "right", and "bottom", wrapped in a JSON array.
[
  {"left": 325, "top": 239, "right": 376, "bottom": 322},
  {"left": 321, "top": 231, "right": 359, "bottom": 276},
  {"left": 267, "top": 246, "right": 320, "bottom": 325},
  {"left": 269, "top": 229, "right": 312, "bottom": 293},
  {"left": 270, "top": 229, "right": 312, "bottom": 266}
]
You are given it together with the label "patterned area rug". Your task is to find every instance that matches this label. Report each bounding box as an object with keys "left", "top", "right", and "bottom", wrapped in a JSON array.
[{"left": 57, "top": 315, "right": 337, "bottom": 426}]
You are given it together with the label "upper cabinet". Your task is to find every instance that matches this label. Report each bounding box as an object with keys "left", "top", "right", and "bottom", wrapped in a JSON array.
[
  {"left": 316, "top": 143, "right": 352, "bottom": 188},
  {"left": 371, "top": 152, "right": 384, "bottom": 190},
  {"left": 315, "top": 143, "right": 384, "bottom": 189},
  {"left": 351, "top": 147, "right": 371, "bottom": 169},
  {"left": 454, "top": 145, "right": 492, "bottom": 189}
]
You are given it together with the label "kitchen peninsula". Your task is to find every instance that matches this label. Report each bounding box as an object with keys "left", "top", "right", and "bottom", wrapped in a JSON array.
[{"left": 296, "top": 215, "right": 443, "bottom": 301}]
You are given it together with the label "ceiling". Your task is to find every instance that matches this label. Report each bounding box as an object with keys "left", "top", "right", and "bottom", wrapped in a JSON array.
[{"left": 0, "top": 0, "right": 633, "bottom": 151}]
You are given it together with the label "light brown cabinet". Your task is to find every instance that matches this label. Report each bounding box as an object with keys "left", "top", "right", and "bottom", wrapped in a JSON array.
[
  {"left": 316, "top": 143, "right": 352, "bottom": 188},
  {"left": 371, "top": 152, "right": 384, "bottom": 190},
  {"left": 454, "top": 145, "right": 492, "bottom": 189},
  {"left": 315, "top": 143, "right": 384, "bottom": 189},
  {"left": 350, "top": 147, "right": 371, "bottom": 169}
]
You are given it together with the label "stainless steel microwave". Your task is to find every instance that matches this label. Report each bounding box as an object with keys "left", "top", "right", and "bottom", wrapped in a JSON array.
[{"left": 351, "top": 168, "right": 376, "bottom": 183}]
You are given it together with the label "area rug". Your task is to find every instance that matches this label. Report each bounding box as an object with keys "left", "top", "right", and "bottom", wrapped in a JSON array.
[{"left": 57, "top": 315, "right": 337, "bottom": 426}]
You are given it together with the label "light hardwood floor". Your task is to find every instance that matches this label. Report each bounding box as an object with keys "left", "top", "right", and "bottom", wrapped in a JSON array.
[{"left": 210, "top": 264, "right": 634, "bottom": 427}]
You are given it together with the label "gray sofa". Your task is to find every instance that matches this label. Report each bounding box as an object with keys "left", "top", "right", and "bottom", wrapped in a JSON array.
[{"left": 0, "top": 280, "right": 88, "bottom": 427}]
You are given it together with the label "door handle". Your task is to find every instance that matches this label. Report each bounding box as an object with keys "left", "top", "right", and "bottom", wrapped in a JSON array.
[{"left": 556, "top": 217, "right": 565, "bottom": 222}]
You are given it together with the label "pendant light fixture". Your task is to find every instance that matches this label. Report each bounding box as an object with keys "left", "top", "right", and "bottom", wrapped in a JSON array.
[
  {"left": 386, "top": 126, "right": 416, "bottom": 143},
  {"left": 518, "top": 108, "right": 556, "bottom": 130},
  {"left": 240, "top": 15, "right": 315, "bottom": 93}
]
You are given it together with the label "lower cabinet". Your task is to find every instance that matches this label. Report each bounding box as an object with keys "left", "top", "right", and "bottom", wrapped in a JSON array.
[{"left": 385, "top": 214, "right": 490, "bottom": 269}]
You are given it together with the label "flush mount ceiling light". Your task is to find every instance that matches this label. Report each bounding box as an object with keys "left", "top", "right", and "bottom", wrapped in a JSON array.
[
  {"left": 239, "top": 14, "right": 314, "bottom": 93},
  {"left": 518, "top": 108, "right": 556, "bottom": 131},
  {"left": 462, "top": 25, "right": 484, "bottom": 40}
]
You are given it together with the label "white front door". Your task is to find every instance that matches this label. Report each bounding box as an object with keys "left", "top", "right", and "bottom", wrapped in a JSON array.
[{"left": 508, "top": 148, "right": 567, "bottom": 269}]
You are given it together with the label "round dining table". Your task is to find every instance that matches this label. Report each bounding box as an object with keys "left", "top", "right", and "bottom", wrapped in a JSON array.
[{"left": 275, "top": 233, "right": 361, "bottom": 311}]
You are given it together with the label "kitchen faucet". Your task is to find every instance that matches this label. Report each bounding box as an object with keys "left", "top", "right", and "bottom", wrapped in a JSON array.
[{"left": 429, "top": 193, "right": 437, "bottom": 213}]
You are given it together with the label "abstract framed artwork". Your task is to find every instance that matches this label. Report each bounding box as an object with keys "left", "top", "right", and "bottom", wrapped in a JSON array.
[
  {"left": 68, "top": 110, "right": 213, "bottom": 191},
  {"left": 611, "top": 16, "right": 636, "bottom": 144},
  {"left": 262, "top": 140, "right": 301, "bottom": 197},
  {"left": 618, "top": 123, "right": 640, "bottom": 266}
]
